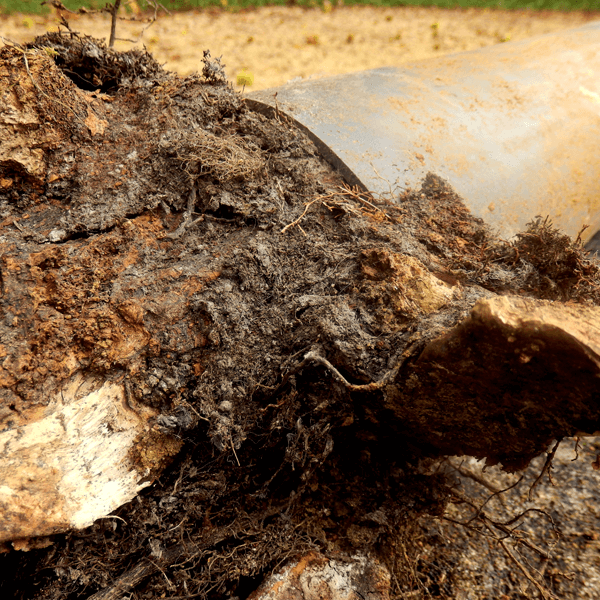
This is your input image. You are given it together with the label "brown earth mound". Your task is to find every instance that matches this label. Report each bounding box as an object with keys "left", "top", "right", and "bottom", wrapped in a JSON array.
[{"left": 1, "top": 29, "right": 600, "bottom": 600}]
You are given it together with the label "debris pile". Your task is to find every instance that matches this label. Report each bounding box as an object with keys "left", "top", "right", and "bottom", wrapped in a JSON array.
[{"left": 1, "top": 32, "right": 600, "bottom": 600}]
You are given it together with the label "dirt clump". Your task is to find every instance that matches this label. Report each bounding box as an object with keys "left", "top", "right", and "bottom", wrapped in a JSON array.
[{"left": 1, "top": 32, "right": 600, "bottom": 600}]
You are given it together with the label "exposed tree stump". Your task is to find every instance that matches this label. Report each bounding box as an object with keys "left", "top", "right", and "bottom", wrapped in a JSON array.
[{"left": 1, "top": 32, "right": 600, "bottom": 599}]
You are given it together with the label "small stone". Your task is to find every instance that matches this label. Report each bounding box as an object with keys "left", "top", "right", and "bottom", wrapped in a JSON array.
[
  {"left": 248, "top": 551, "right": 390, "bottom": 600},
  {"left": 48, "top": 229, "right": 67, "bottom": 242}
]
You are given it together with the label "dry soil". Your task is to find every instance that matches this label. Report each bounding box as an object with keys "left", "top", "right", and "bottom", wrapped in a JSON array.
[{"left": 1, "top": 5, "right": 599, "bottom": 91}]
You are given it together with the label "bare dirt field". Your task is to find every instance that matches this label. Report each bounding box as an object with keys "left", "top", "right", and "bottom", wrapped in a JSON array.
[{"left": 1, "top": 5, "right": 599, "bottom": 91}]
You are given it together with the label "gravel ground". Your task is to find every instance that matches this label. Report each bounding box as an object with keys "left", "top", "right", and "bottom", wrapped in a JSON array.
[{"left": 419, "top": 437, "right": 600, "bottom": 599}]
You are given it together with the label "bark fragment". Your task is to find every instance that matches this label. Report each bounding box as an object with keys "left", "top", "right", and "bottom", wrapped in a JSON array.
[{"left": 391, "top": 296, "right": 600, "bottom": 470}]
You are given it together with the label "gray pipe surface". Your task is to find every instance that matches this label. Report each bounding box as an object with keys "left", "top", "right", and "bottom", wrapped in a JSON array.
[{"left": 246, "top": 21, "right": 600, "bottom": 243}]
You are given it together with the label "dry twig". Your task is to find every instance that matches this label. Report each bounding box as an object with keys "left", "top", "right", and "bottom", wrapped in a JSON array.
[
  {"left": 85, "top": 542, "right": 191, "bottom": 600},
  {"left": 280, "top": 198, "right": 322, "bottom": 233},
  {"left": 493, "top": 528, "right": 555, "bottom": 600},
  {"left": 465, "top": 475, "right": 523, "bottom": 523},
  {"left": 528, "top": 439, "right": 561, "bottom": 502},
  {"left": 446, "top": 487, "right": 558, "bottom": 599},
  {"left": 447, "top": 457, "right": 505, "bottom": 494},
  {"left": 42, "top": 0, "right": 169, "bottom": 48},
  {"left": 85, "top": 505, "right": 287, "bottom": 600},
  {"left": 281, "top": 185, "right": 391, "bottom": 234},
  {"left": 165, "top": 187, "right": 204, "bottom": 239},
  {"left": 270, "top": 345, "right": 417, "bottom": 399}
]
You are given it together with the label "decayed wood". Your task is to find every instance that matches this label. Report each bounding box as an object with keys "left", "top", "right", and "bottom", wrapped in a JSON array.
[
  {"left": 0, "top": 373, "right": 180, "bottom": 544},
  {"left": 2, "top": 33, "right": 600, "bottom": 556},
  {"left": 247, "top": 551, "right": 391, "bottom": 600},
  {"left": 392, "top": 295, "right": 600, "bottom": 470},
  {"left": 86, "top": 542, "right": 188, "bottom": 600}
]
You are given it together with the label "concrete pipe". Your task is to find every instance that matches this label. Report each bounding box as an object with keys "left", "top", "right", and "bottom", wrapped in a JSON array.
[{"left": 246, "top": 21, "right": 600, "bottom": 246}]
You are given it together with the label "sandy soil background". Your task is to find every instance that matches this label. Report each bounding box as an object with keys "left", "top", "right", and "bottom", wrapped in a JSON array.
[{"left": 1, "top": 6, "right": 599, "bottom": 91}]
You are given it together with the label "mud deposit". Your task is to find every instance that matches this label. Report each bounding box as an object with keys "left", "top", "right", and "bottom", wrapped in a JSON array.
[{"left": 1, "top": 32, "right": 600, "bottom": 600}]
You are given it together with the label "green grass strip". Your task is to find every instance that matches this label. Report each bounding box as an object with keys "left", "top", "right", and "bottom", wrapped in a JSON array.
[{"left": 1, "top": 0, "right": 599, "bottom": 15}]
